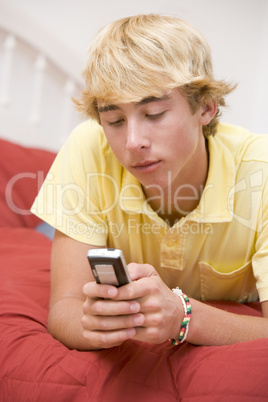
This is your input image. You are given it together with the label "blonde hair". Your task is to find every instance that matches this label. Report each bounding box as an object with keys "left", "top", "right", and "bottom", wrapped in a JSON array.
[{"left": 75, "top": 14, "right": 236, "bottom": 136}]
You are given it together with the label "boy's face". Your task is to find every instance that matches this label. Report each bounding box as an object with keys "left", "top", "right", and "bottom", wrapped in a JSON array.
[{"left": 97, "top": 89, "right": 208, "bottom": 193}]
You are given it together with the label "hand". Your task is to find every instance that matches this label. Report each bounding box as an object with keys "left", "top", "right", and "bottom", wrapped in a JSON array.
[
  {"left": 81, "top": 278, "right": 144, "bottom": 349},
  {"left": 125, "top": 263, "right": 184, "bottom": 344},
  {"left": 81, "top": 264, "right": 183, "bottom": 349}
]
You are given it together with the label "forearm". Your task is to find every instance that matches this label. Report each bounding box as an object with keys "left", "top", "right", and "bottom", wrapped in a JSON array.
[
  {"left": 187, "top": 299, "right": 268, "bottom": 346},
  {"left": 48, "top": 297, "right": 99, "bottom": 351}
]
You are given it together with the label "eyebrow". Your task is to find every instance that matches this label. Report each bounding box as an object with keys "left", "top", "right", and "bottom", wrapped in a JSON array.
[{"left": 98, "top": 94, "right": 170, "bottom": 113}]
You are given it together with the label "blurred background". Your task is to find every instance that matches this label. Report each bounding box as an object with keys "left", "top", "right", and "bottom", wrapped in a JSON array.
[{"left": 0, "top": 0, "right": 267, "bottom": 150}]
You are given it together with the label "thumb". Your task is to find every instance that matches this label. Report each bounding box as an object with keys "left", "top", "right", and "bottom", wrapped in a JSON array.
[{"left": 127, "top": 263, "right": 158, "bottom": 281}]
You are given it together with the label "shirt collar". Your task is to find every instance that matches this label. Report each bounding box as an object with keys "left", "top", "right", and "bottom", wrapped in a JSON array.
[{"left": 188, "top": 134, "right": 235, "bottom": 223}]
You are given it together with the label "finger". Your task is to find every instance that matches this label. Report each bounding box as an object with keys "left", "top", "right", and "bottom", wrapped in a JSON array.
[
  {"left": 82, "top": 312, "right": 145, "bottom": 331},
  {"left": 127, "top": 263, "right": 158, "bottom": 281},
  {"left": 131, "top": 320, "right": 175, "bottom": 345},
  {"left": 83, "top": 281, "right": 119, "bottom": 299},
  {"left": 83, "top": 328, "right": 137, "bottom": 349},
  {"left": 132, "top": 325, "right": 164, "bottom": 344},
  {"left": 87, "top": 299, "right": 140, "bottom": 316},
  {"left": 115, "top": 274, "right": 161, "bottom": 302}
]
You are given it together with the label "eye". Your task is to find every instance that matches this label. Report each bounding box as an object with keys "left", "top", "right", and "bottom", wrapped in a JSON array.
[
  {"left": 108, "top": 119, "right": 124, "bottom": 127},
  {"left": 146, "top": 111, "right": 166, "bottom": 120}
]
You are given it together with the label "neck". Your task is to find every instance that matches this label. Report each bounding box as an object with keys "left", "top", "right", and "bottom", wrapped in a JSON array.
[{"left": 145, "top": 136, "right": 209, "bottom": 225}]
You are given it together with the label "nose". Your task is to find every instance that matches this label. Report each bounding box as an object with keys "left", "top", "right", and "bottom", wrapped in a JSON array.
[{"left": 125, "top": 120, "right": 150, "bottom": 152}]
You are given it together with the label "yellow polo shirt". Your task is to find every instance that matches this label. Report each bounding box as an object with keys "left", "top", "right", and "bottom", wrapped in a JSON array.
[{"left": 31, "top": 120, "right": 268, "bottom": 303}]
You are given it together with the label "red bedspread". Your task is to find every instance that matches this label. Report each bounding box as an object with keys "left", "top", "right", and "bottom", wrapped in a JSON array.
[{"left": 0, "top": 227, "right": 268, "bottom": 402}]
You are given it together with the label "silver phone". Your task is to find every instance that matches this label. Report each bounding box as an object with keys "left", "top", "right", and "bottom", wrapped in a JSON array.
[{"left": 87, "top": 248, "right": 131, "bottom": 287}]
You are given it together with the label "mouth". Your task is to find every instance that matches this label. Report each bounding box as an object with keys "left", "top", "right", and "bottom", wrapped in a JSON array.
[{"left": 132, "top": 160, "right": 161, "bottom": 172}]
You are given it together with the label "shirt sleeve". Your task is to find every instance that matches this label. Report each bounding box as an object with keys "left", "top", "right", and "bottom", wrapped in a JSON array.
[
  {"left": 252, "top": 168, "right": 268, "bottom": 302},
  {"left": 31, "top": 120, "right": 109, "bottom": 246}
]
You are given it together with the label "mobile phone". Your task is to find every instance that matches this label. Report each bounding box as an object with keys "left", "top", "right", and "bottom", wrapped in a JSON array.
[{"left": 87, "top": 248, "right": 131, "bottom": 287}]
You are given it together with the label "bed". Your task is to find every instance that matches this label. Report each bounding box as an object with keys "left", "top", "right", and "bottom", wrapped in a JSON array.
[{"left": 1, "top": 6, "right": 268, "bottom": 402}]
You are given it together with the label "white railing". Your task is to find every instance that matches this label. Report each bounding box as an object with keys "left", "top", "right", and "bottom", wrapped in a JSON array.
[{"left": 0, "top": 12, "right": 83, "bottom": 151}]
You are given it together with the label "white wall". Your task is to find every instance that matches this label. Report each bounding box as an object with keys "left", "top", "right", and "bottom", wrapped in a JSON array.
[{"left": 1, "top": 0, "right": 268, "bottom": 134}]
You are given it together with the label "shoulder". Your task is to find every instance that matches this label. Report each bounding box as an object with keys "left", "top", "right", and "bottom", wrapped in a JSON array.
[
  {"left": 67, "top": 119, "right": 111, "bottom": 155},
  {"left": 59, "top": 119, "right": 118, "bottom": 170},
  {"left": 66, "top": 120, "right": 126, "bottom": 183},
  {"left": 49, "top": 119, "right": 123, "bottom": 182},
  {"left": 215, "top": 123, "right": 268, "bottom": 163}
]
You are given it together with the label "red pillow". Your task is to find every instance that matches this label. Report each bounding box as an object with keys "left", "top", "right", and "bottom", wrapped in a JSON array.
[{"left": 0, "top": 138, "right": 56, "bottom": 228}]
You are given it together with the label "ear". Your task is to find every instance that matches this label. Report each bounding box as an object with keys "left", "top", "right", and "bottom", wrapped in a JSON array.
[{"left": 200, "top": 101, "right": 217, "bottom": 125}]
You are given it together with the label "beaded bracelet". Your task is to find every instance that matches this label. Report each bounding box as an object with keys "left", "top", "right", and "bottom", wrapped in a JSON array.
[{"left": 169, "top": 287, "right": 192, "bottom": 345}]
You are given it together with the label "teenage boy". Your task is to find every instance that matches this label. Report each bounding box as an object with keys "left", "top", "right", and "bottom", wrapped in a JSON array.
[{"left": 32, "top": 14, "right": 268, "bottom": 350}]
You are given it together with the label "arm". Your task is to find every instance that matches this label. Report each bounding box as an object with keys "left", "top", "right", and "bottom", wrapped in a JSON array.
[
  {"left": 48, "top": 230, "right": 140, "bottom": 350},
  {"left": 48, "top": 229, "right": 96, "bottom": 349},
  {"left": 187, "top": 298, "right": 268, "bottom": 346}
]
